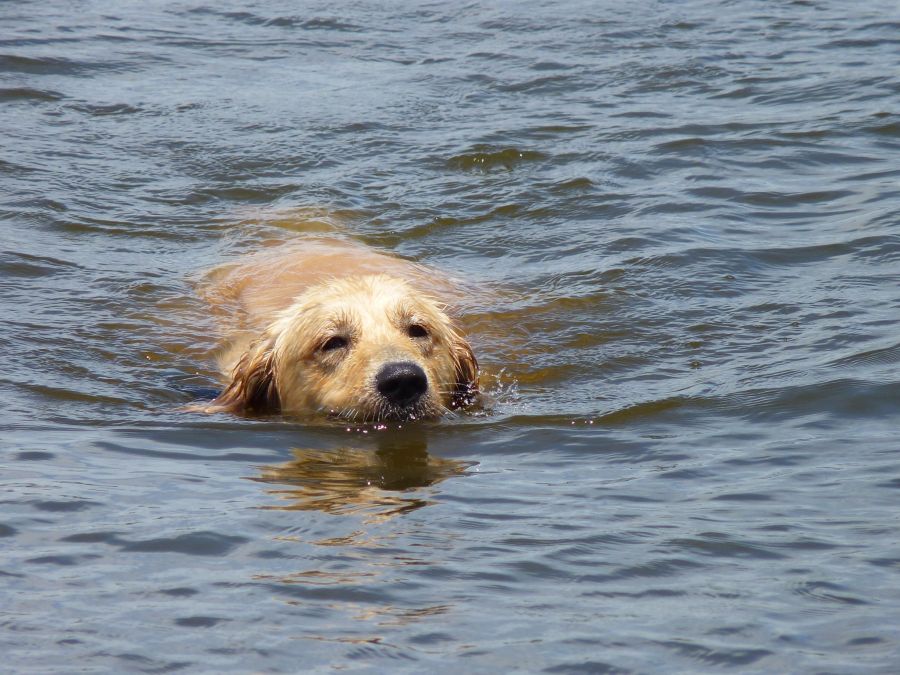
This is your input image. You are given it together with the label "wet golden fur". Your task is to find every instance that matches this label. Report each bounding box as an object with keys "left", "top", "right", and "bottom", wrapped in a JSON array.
[{"left": 200, "top": 238, "right": 478, "bottom": 420}]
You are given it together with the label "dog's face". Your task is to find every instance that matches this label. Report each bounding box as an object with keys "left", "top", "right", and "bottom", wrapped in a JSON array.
[{"left": 212, "top": 275, "right": 478, "bottom": 421}]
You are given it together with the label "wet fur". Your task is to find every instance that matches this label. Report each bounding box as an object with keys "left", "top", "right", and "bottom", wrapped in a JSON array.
[{"left": 204, "top": 269, "right": 478, "bottom": 420}]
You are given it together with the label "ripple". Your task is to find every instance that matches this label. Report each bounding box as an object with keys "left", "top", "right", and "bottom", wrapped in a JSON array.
[
  {"left": 26, "top": 555, "right": 89, "bottom": 566},
  {"left": 0, "top": 53, "right": 128, "bottom": 75},
  {"left": 544, "top": 660, "right": 621, "bottom": 674},
  {"left": 31, "top": 500, "right": 97, "bottom": 513},
  {"left": 0, "top": 86, "right": 63, "bottom": 102},
  {"left": 709, "top": 492, "right": 773, "bottom": 502},
  {"left": 0, "top": 251, "right": 81, "bottom": 278},
  {"left": 158, "top": 587, "right": 200, "bottom": 597},
  {"left": 667, "top": 533, "right": 786, "bottom": 560},
  {"left": 445, "top": 146, "right": 546, "bottom": 172},
  {"left": 827, "top": 341, "right": 900, "bottom": 369},
  {"left": 117, "top": 532, "right": 248, "bottom": 556},
  {"left": 793, "top": 580, "right": 869, "bottom": 606},
  {"left": 67, "top": 102, "right": 142, "bottom": 116},
  {"left": 657, "top": 640, "right": 772, "bottom": 667},
  {"left": 688, "top": 185, "right": 855, "bottom": 206},
  {"left": 605, "top": 558, "right": 705, "bottom": 581},
  {"left": 15, "top": 451, "right": 55, "bottom": 461},
  {"left": 188, "top": 8, "right": 363, "bottom": 32},
  {"left": 60, "top": 531, "right": 123, "bottom": 544},
  {"left": 496, "top": 74, "right": 578, "bottom": 94},
  {"left": 175, "top": 616, "right": 227, "bottom": 628}
]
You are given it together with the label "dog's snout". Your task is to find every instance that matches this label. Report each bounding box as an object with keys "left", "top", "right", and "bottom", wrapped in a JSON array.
[{"left": 375, "top": 361, "right": 428, "bottom": 406}]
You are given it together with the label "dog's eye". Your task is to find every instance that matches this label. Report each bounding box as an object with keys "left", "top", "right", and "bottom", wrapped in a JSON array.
[
  {"left": 407, "top": 324, "right": 429, "bottom": 339},
  {"left": 321, "top": 336, "right": 349, "bottom": 352}
]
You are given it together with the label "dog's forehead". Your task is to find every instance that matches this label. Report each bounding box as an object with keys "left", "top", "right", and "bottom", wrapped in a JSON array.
[{"left": 315, "top": 275, "right": 437, "bottom": 322}]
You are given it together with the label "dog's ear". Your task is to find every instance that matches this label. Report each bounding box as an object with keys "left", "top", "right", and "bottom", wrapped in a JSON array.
[
  {"left": 208, "top": 336, "right": 280, "bottom": 415},
  {"left": 450, "top": 331, "right": 479, "bottom": 409}
]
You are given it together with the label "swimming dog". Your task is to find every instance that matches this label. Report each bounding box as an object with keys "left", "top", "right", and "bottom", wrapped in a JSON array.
[{"left": 199, "top": 238, "right": 478, "bottom": 421}]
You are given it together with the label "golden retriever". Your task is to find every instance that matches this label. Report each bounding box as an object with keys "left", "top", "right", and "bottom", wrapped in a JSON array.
[{"left": 198, "top": 237, "right": 478, "bottom": 421}]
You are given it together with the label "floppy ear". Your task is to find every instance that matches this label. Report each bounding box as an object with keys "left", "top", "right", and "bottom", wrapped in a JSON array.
[
  {"left": 207, "top": 336, "right": 280, "bottom": 414},
  {"left": 450, "top": 331, "right": 479, "bottom": 409}
]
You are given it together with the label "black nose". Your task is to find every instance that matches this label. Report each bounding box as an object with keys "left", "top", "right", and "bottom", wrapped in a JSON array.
[{"left": 375, "top": 362, "right": 428, "bottom": 407}]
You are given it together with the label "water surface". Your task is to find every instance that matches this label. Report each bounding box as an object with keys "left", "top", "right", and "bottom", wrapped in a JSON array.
[{"left": 2, "top": 1, "right": 900, "bottom": 671}]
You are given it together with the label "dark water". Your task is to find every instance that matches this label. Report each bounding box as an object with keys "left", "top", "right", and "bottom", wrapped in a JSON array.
[{"left": 3, "top": 0, "right": 900, "bottom": 671}]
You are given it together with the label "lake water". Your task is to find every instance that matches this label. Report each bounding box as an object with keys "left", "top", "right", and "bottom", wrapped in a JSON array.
[{"left": 3, "top": 1, "right": 900, "bottom": 671}]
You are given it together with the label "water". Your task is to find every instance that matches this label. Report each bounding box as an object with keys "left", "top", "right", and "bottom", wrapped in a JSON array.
[{"left": 3, "top": 0, "right": 900, "bottom": 671}]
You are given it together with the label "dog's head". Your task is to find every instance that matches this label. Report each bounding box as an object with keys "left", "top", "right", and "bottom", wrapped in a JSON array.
[{"left": 210, "top": 274, "right": 478, "bottom": 421}]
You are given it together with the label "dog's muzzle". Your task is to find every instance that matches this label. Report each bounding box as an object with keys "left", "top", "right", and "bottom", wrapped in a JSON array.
[{"left": 375, "top": 361, "right": 428, "bottom": 407}]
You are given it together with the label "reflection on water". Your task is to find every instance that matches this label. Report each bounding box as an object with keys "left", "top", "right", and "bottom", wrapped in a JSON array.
[{"left": 249, "top": 428, "right": 474, "bottom": 521}]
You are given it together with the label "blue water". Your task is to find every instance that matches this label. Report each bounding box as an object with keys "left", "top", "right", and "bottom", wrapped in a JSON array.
[{"left": 2, "top": 1, "right": 899, "bottom": 671}]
